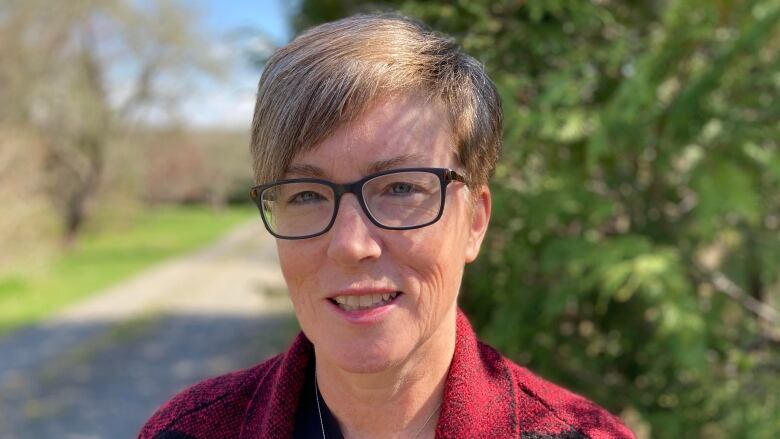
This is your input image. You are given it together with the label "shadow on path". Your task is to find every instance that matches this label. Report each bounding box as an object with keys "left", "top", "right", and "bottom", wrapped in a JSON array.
[
  {"left": 0, "top": 311, "right": 298, "bottom": 439},
  {"left": 0, "top": 223, "right": 297, "bottom": 438}
]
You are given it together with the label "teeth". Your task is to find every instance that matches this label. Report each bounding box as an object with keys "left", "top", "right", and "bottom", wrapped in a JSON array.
[{"left": 332, "top": 292, "right": 399, "bottom": 311}]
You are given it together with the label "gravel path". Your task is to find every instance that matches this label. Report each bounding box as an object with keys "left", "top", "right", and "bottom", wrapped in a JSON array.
[{"left": 0, "top": 222, "right": 296, "bottom": 439}]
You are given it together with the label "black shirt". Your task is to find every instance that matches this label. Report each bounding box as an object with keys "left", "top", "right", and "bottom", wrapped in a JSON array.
[{"left": 293, "top": 364, "right": 344, "bottom": 439}]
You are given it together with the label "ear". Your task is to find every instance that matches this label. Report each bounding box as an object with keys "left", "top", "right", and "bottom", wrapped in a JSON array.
[{"left": 465, "top": 184, "right": 491, "bottom": 263}]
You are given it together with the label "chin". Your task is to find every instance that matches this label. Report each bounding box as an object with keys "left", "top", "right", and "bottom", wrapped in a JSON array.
[{"left": 318, "top": 336, "right": 410, "bottom": 374}]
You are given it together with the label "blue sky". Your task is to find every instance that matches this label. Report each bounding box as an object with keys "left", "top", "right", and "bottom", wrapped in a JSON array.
[
  {"left": 197, "top": 0, "right": 292, "bottom": 44},
  {"left": 170, "top": 0, "right": 294, "bottom": 128}
]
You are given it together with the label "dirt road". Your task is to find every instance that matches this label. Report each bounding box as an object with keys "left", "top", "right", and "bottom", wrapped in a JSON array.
[{"left": 0, "top": 222, "right": 296, "bottom": 439}]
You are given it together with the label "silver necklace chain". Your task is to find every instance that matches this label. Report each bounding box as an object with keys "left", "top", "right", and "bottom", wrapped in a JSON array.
[
  {"left": 314, "top": 370, "right": 441, "bottom": 439},
  {"left": 411, "top": 401, "right": 441, "bottom": 439},
  {"left": 314, "top": 370, "right": 327, "bottom": 439}
]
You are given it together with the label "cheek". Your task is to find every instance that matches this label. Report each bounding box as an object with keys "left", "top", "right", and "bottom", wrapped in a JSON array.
[
  {"left": 277, "top": 242, "right": 321, "bottom": 310},
  {"left": 393, "top": 226, "right": 466, "bottom": 321},
  {"left": 278, "top": 240, "right": 320, "bottom": 279}
]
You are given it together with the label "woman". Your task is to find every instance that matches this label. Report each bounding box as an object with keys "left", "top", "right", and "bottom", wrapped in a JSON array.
[{"left": 140, "top": 14, "right": 634, "bottom": 439}]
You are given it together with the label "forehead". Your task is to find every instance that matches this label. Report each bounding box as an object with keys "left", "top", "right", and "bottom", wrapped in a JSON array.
[{"left": 285, "top": 95, "right": 457, "bottom": 180}]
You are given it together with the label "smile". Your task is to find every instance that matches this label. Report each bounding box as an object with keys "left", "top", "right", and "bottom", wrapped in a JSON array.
[{"left": 329, "top": 292, "right": 401, "bottom": 311}]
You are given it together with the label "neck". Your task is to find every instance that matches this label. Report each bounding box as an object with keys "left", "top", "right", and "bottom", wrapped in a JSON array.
[{"left": 314, "top": 311, "right": 457, "bottom": 439}]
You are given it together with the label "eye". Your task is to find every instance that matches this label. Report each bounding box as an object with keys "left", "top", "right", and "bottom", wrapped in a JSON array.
[
  {"left": 288, "top": 190, "right": 326, "bottom": 204},
  {"left": 381, "top": 181, "right": 428, "bottom": 197},
  {"left": 364, "top": 172, "right": 438, "bottom": 200},
  {"left": 387, "top": 182, "right": 416, "bottom": 195}
]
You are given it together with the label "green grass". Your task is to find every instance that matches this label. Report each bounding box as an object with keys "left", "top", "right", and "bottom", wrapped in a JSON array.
[{"left": 0, "top": 205, "right": 256, "bottom": 336}]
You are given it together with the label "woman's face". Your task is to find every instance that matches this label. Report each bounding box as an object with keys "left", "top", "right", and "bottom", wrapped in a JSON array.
[{"left": 275, "top": 94, "right": 490, "bottom": 373}]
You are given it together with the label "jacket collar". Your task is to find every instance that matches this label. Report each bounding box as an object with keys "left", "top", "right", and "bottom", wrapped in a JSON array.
[
  {"left": 436, "top": 309, "right": 518, "bottom": 437},
  {"left": 241, "top": 309, "right": 518, "bottom": 438}
]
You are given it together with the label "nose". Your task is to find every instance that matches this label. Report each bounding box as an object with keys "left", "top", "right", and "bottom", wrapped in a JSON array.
[{"left": 326, "top": 194, "right": 382, "bottom": 266}]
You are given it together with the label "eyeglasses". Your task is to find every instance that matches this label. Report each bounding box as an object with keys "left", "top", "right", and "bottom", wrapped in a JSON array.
[{"left": 249, "top": 167, "right": 467, "bottom": 240}]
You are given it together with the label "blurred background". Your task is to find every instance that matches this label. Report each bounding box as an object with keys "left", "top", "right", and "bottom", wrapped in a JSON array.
[{"left": 1, "top": 0, "right": 778, "bottom": 437}]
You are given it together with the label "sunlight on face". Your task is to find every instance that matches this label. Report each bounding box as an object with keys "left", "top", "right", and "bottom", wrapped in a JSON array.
[{"left": 275, "top": 94, "right": 489, "bottom": 374}]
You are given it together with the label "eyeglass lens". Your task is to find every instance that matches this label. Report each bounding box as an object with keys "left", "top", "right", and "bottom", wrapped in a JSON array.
[{"left": 260, "top": 171, "right": 443, "bottom": 238}]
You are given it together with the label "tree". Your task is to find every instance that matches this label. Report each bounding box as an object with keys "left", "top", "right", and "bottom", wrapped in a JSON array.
[
  {"left": 0, "top": 0, "right": 218, "bottom": 244},
  {"left": 294, "top": 0, "right": 780, "bottom": 436}
]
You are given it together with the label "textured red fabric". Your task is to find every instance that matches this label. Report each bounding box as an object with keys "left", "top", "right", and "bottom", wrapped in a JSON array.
[{"left": 139, "top": 310, "right": 635, "bottom": 439}]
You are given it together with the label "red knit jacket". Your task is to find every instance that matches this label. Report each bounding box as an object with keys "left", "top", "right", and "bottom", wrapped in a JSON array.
[{"left": 139, "top": 310, "right": 634, "bottom": 438}]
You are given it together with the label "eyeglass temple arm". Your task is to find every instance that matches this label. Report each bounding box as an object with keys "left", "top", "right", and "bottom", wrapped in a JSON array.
[{"left": 447, "top": 169, "right": 468, "bottom": 184}]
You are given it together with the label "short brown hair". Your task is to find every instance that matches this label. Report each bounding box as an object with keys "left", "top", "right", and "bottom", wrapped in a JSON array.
[{"left": 250, "top": 14, "right": 502, "bottom": 187}]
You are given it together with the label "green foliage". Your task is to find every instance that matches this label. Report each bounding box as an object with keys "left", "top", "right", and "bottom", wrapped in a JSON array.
[
  {"left": 295, "top": 0, "right": 780, "bottom": 436},
  {"left": 0, "top": 206, "right": 254, "bottom": 336}
]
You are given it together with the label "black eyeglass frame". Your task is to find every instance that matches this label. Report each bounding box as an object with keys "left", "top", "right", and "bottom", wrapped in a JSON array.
[{"left": 249, "top": 167, "right": 468, "bottom": 240}]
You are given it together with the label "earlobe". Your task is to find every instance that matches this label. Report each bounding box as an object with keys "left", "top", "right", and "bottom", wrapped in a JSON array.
[{"left": 465, "top": 185, "right": 491, "bottom": 263}]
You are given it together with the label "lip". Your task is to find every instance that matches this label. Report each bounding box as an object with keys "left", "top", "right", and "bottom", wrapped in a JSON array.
[{"left": 325, "top": 288, "right": 402, "bottom": 324}]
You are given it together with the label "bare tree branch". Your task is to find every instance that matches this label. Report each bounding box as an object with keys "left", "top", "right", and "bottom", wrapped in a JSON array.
[{"left": 701, "top": 267, "right": 780, "bottom": 324}]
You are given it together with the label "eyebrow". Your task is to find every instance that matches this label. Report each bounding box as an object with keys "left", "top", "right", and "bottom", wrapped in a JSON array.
[
  {"left": 285, "top": 153, "right": 426, "bottom": 179},
  {"left": 284, "top": 163, "right": 325, "bottom": 178},
  {"left": 367, "top": 153, "right": 425, "bottom": 174}
]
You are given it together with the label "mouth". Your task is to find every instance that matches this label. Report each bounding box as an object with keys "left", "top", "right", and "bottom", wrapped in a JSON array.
[{"left": 328, "top": 291, "right": 402, "bottom": 312}]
